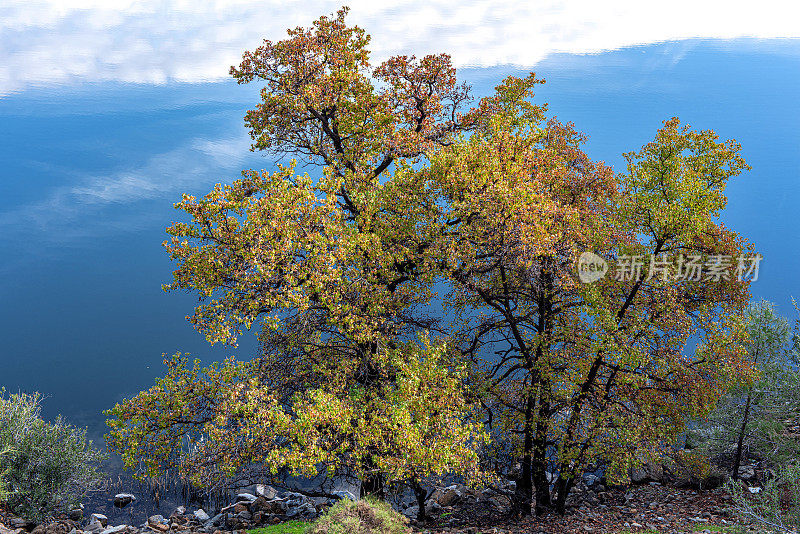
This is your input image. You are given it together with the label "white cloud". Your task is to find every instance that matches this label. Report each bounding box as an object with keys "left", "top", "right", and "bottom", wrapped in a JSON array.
[
  {"left": 0, "top": 133, "right": 252, "bottom": 239},
  {"left": 1, "top": 0, "right": 798, "bottom": 96}
]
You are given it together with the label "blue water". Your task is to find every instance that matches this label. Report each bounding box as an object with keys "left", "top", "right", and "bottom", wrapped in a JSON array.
[{"left": 0, "top": 38, "right": 798, "bottom": 452}]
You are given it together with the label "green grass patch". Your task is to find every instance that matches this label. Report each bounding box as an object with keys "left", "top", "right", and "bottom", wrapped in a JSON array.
[
  {"left": 689, "top": 524, "right": 737, "bottom": 532},
  {"left": 249, "top": 521, "right": 311, "bottom": 534}
]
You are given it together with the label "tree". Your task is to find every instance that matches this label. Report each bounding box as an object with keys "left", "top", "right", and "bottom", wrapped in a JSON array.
[
  {"left": 107, "top": 8, "right": 757, "bottom": 517},
  {"left": 692, "top": 300, "right": 800, "bottom": 475},
  {"left": 107, "top": 7, "right": 485, "bottom": 500},
  {"left": 427, "top": 75, "right": 754, "bottom": 514}
]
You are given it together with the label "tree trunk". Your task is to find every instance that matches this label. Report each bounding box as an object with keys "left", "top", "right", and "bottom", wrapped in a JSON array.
[
  {"left": 410, "top": 478, "right": 427, "bottom": 522},
  {"left": 531, "top": 400, "right": 552, "bottom": 514},
  {"left": 516, "top": 390, "right": 535, "bottom": 516},
  {"left": 361, "top": 456, "right": 385, "bottom": 500},
  {"left": 553, "top": 472, "right": 574, "bottom": 515},
  {"left": 732, "top": 390, "right": 753, "bottom": 481}
]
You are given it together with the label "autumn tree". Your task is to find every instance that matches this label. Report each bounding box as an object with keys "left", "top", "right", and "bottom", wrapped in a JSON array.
[
  {"left": 106, "top": 7, "right": 484, "bottom": 500},
  {"left": 107, "top": 7, "right": 758, "bottom": 517},
  {"left": 427, "top": 75, "right": 754, "bottom": 514}
]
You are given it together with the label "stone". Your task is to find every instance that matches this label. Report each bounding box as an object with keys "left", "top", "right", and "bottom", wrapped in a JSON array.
[
  {"left": 630, "top": 467, "right": 647, "bottom": 483},
  {"left": 583, "top": 474, "right": 599, "bottom": 486},
  {"left": 403, "top": 506, "right": 419, "bottom": 519},
  {"left": 738, "top": 466, "right": 756, "bottom": 480},
  {"left": 100, "top": 526, "right": 130, "bottom": 534},
  {"left": 253, "top": 496, "right": 287, "bottom": 514},
  {"left": 90, "top": 515, "right": 108, "bottom": 528},
  {"left": 286, "top": 503, "right": 315, "bottom": 519},
  {"left": 236, "top": 511, "right": 252, "bottom": 522},
  {"left": 255, "top": 485, "right": 278, "bottom": 499},
  {"left": 433, "top": 485, "right": 463, "bottom": 507},
  {"left": 113, "top": 494, "right": 136, "bottom": 508},
  {"left": 69, "top": 509, "right": 84, "bottom": 522},
  {"left": 146, "top": 516, "right": 169, "bottom": 532},
  {"left": 170, "top": 506, "right": 186, "bottom": 519},
  {"left": 193, "top": 509, "right": 210, "bottom": 523},
  {"left": 235, "top": 493, "right": 257, "bottom": 503},
  {"left": 233, "top": 503, "right": 248, "bottom": 514}
]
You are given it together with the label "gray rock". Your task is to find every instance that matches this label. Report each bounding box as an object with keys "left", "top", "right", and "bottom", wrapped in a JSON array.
[
  {"left": 113, "top": 494, "right": 136, "bottom": 508},
  {"left": 286, "top": 503, "right": 316, "bottom": 519},
  {"left": 235, "top": 493, "right": 257, "bottom": 503},
  {"left": 90, "top": 515, "right": 108, "bottom": 528},
  {"left": 170, "top": 506, "right": 186, "bottom": 518},
  {"left": 193, "top": 509, "right": 210, "bottom": 523},
  {"left": 208, "top": 514, "right": 224, "bottom": 527},
  {"left": 255, "top": 485, "right": 278, "bottom": 499},
  {"left": 738, "top": 466, "right": 756, "bottom": 480},
  {"left": 583, "top": 474, "right": 599, "bottom": 486},
  {"left": 100, "top": 526, "right": 130, "bottom": 534},
  {"left": 146, "top": 516, "right": 167, "bottom": 528},
  {"left": 236, "top": 511, "right": 252, "bottom": 521},
  {"left": 402, "top": 505, "right": 419, "bottom": 519},
  {"left": 69, "top": 509, "right": 83, "bottom": 522},
  {"left": 630, "top": 467, "right": 647, "bottom": 483},
  {"left": 432, "top": 485, "right": 462, "bottom": 507},
  {"left": 253, "top": 497, "right": 288, "bottom": 514}
]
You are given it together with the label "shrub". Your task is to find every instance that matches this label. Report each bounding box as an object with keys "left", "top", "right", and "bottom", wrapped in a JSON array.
[
  {"left": 307, "top": 498, "right": 410, "bottom": 534},
  {"left": 725, "top": 462, "right": 800, "bottom": 533},
  {"left": 0, "top": 390, "right": 106, "bottom": 521},
  {"left": 0, "top": 445, "right": 12, "bottom": 502}
]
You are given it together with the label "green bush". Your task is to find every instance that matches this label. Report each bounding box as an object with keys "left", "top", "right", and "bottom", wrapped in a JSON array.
[
  {"left": 0, "top": 445, "right": 12, "bottom": 502},
  {"left": 725, "top": 462, "right": 800, "bottom": 533},
  {"left": 0, "top": 390, "right": 106, "bottom": 521},
  {"left": 307, "top": 498, "right": 410, "bottom": 534}
]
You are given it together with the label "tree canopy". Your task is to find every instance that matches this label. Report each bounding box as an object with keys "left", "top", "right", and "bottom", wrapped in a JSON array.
[{"left": 106, "top": 7, "right": 757, "bottom": 516}]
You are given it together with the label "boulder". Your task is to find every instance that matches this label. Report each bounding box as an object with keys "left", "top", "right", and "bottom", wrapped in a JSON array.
[
  {"left": 255, "top": 485, "right": 278, "bottom": 499},
  {"left": 90, "top": 515, "right": 108, "bottom": 528},
  {"left": 431, "top": 485, "right": 463, "bottom": 507},
  {"left": 68, "top": 509, "right": 83, "bottom": 522},
  {"left": 235, "top": 493, "right": 257, "bottom": 503},
  {"left": 113, "top": 494, "right": 136, "bottom": 508},
  {"left": 286, "top": 503, "right": 316, "bottom": 519},
  {"left": 146, "top": 516, "right": 169, "bottom": 533},
  {"left": 192, "top": 509, "right": 210, "bottom": 523},
  {"left": 235, "top": 511, "right": 252, "bottom": 522},
  {"left": 252, "top": 496, "right": 287, "bottom": 514},
  {"left": 100, "top": 526, "right": 131, "bottom": 534},
  {"left": 738, "top": 465, "right": 756, "bottom": 481}
]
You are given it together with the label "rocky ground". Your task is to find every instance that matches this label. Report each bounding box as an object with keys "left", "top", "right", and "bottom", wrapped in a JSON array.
[{"left": 0, "top": 460, "right": 768, "bottom": 534}]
